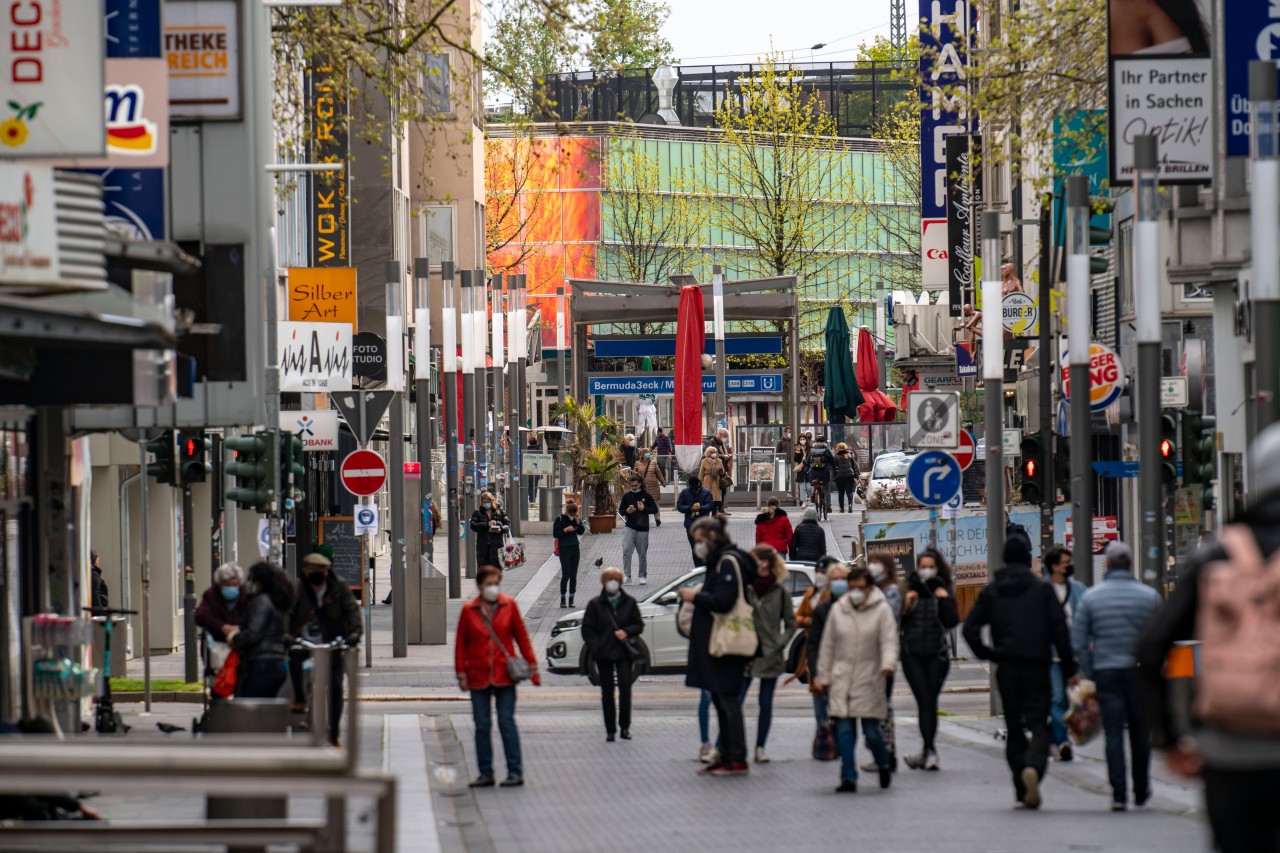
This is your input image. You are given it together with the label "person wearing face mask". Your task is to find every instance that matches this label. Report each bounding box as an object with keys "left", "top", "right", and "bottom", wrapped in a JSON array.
[
  {"left": 469, "top": 491, "right": 510, "bottom": 570},
  {"left": 754, "top": 497, "right": 793, "bottom": 558},
  {"left": 456, "top": 566, "right": 540, "bottom": 788},
  {"left": 860, "top": 554, "right": 904, "bottom": 773},
  {"left": 743, "top": 545, "right": 796, "bottom": 763},
  {"left": 635, "top": 447, "right": 667, "bottom": 526},
  {"left": 196, "top": 562, "right": 246, "bottom": 647},
  {"left": 791, "top": 556, "right": 840, "bottom": 737},
  {"left": 1042, "top": 546, "right": 1087, "bottom": 762},
  {"left": 580, "top": 567, "right": 645, "bottom": 741},
  {"left": 677, "top": 476, "right": 714, "bottom": 567},
  {"left": 618, "top": 474, "right": 659, "bottom": 584},
  {"left": 815, "top": 565, "right": 899, "bottom": 793},
  {"left": 287, "top": 553, "right": 362, "bottom": 745},
  {"left": 231, "top": 562, "right": 295, "bottom": 700},
  {"left": 788, "top": 506, "right": 827, "bottom": 563},
  {"left": 899, "top": 548, "right": 959, "bottom": 771},
  {"left": 553, "top": 501, "right": 586, "bottom": 608}
]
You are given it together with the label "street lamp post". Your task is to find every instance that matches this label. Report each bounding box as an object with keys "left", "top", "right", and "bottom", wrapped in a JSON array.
[
  {"left": 713, "top": 265, "right": 728, "bottom": 431},
  {"left": 508, "top": 274, "right": 524, "bottom": 536},
  {"left": 386, "top": 261, "right": 407, "bottom": 657},
  {"left": 473, "top": 271, "right": 490, "bottom": 506},
  {"left": 492, "top": 275, "right": 506, "bottom": 515},
  {"left": 440, "top": 263, "right": 461, "bottom": 597},
  {"left": 556, "top": 286, "right": 569, "bottom": 490},
  {"left": 1066, "top": 176, "right": 1095, "bottom": 585},
  {"left": 1250, "top": 61, "right": 1280, "bottom": 490},
  {"left": 460, "top": 270, "right": 477, "bottom": 581},
  {"left": 413, "top": 256, "right": 433, "bottom": 539},
  {"left": 1132, "top": 136, "right": 1163, "bottom": 588},
  {"left": 982, "top": 210, "right": 1005, "bottom": 578}
]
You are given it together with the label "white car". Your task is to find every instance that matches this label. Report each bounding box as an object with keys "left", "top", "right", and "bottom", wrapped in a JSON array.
[
  {"left": 546, "top": 563, "right": 817, "bottom": 684},
  {"left": 865, "top": 451, "right": 922, "bottom": 510}
]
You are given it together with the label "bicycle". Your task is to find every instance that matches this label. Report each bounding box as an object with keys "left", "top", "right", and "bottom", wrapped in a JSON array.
[
  {"left": 810, "top": 478, "right": 830, "bottom": 522},
  {"left": 290, "top": 637, "right": 354, "bottom": 745},
  {"left": 83, "top": 606, "right": 137, "bottom": 735}
]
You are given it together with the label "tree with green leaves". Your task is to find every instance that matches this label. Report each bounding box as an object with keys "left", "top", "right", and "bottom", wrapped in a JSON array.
[
  {"left": 583, "top": 0, "right": 674, "bottom": 71},
  {"left": 853, "top": 99, "right": 922, "bottom": 296}
]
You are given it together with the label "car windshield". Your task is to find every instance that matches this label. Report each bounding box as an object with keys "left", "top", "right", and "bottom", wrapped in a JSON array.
[{"left": 872, "top": 455, "right": 914, "bottom": 478}]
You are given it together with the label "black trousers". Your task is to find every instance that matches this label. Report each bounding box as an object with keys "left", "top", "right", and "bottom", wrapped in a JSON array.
[
  {"left": 711, "top": 690, "right": 747, "bottom": 766},
  {"left": 288, "top": 649, "right": 345, "bottom": 743},
  {"left": 686, "top": 528, "right": 700, "bottom": 567},
  {"left": 558, "top": 548, "right": 580, "bottom": 599},
  {"left": 597, "top": 658, "right": 632, "bottom": 734},
  {"left": 835, "top": 478, "right": 856, "bottom": 510},
  {"left": 995, "top": 660, "right": 1052, "bottom": 799},
  {"left": 901, "top": 652, "right": 950, "bottom": 754},
  {"left": 1204, "top": 766, "right": 1280, "bottom": 853}
]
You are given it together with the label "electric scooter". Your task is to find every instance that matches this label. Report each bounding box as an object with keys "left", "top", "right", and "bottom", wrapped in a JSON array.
[{"left": 84, "top": 606, "right": 137, "bottom": 735}]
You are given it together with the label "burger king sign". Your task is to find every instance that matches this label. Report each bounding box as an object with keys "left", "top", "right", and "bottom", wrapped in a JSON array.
[{"left": 1061, "top": 342, "right": 1125, "bottom": 412}]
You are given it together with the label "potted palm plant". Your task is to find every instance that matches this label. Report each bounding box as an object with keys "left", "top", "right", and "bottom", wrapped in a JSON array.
[
  {"left": 582, "top": 445, "right": 624, "bottom": 533},
  {"left": 550, "top": 395, "right": 623, "bottom": 527}
]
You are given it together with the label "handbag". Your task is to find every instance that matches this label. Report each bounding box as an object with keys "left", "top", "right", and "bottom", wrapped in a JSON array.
[
  {"left": 1065, "top": 679, "right": 1102, "bottom": 746},
  {"left": 212, "top": 649, "right": 240, "bottom": 699},
  {"left": 609, "top": 608, "right": 645, "bottom": 664},
  {"left": 708, "top": 553, "right": 759, "bottom": 658},
  {"left": 479, "top": 609, "right": 532, "bottom": 683},
  {"left": 553, "top": 538, "right": 560, "bottom": 557},
  {"left": 812, "top": 721, "right": 838, "bottom": 761},
  {"left": 676, "top": 587, "right": 699, "bottom": 639}
]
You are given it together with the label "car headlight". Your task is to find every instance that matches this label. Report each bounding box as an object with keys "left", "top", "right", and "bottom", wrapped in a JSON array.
[{"left": 551, "top": 619, "right": 581, "bottom": 637}]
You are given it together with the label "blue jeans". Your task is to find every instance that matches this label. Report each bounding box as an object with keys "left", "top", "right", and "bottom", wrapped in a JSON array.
[
  {"left": 739, "top": 676, "right": 779, "bottom": 749},
  {"left": 836, "top": 717, "right": 891, "bottom": 783},
  {"left": 812, "top": 690, "right": 830, "bottom": 728},
  {"left": 1094, "top": 667, "right": 1151, "bottom": 805},
  {"left": 698, "top": 690, "right": 713, "bottom": 743},
  {"left": 1049, "top": 661, "right": 1069, "bottom": 746},
  {"left": 470, "top": 685, "right": 522, "bottom": 778}
]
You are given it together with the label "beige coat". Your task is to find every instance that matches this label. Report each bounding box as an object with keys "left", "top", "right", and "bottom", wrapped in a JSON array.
[
  {"left": 698, "top": 456, "right": 725, "bottom": 502},
  {"left": 634, "top": 455, "right": 667, "bottom": 505},
  {"left": 817, "top": 586, "right": 900, "bottom": 719}
]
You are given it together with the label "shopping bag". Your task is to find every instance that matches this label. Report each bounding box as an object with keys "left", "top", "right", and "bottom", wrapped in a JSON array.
[
  {"left": 812, "top": 721, "right": 838, "bottom": 761},
  {"left": 212, "top": 650, "right": 240, "bottom": 699},
  {"left": 501, "top": 535, "right": 526, "bottom": 569},
  {"left": 1065, "top": 678, "right": 1102, "bottom": 746}
]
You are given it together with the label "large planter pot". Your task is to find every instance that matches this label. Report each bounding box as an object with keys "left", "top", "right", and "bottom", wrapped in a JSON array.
[{"left": 587, "top": 514, "right": 616, "bottom": 534}]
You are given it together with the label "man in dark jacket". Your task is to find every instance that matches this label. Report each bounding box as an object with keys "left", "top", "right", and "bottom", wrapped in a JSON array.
[
  {"left": 618, "top": 474, "right": 659, "bottom": 584},
  {"left": 963, "top": 536, "right": 1076, "bottom": 810},
  {"left": 288, "top": 553, "right": 362, "bottom": 745},
  {"left": 806, "top": 436, "right": 837, "bottom": 512},
  {"left": 90, "top": 551, "right": 109, "bottom": 611},
  {"left": 677, "top": 476, "right": 714, "bottom": 566},
  {"left": 653, "top": 428, "right": 675, "bottom": 481},
  {"left": 679, "top": 516, "right": 758, "bottom": 776},
  {"left": 789, "top": 507, "right": 827, "bottom": 563}
]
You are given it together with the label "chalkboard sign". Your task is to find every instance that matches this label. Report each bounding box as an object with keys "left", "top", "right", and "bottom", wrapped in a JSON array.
[{"left": 318, "top": 516, "right": 364, "bottom": 591}]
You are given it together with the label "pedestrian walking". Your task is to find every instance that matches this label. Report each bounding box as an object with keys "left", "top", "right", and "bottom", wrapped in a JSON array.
[
  {"left": 677, "top": 475, "right": 714, "bottom": 566},
  {"left": 1043, "top": 545, "right": 1087, "bottom": 762},
  {"left": 581, "top": 567, "right": 644, "bottom": 742},
  {"left": 526, "top": 435, "right": 540, "bottom": 506},
  {"left": 89, "top": 551, "right": 109, "bottom": 610},
  {"left": 195, "top": 562, "right": 245, "bottom": 646},
  {"left": 793, "top": 432, "right": 813, "bottom": 502},
  {"left": 620, "top": 433, "right": 638, "bottom": 469},
  {"left": 742, "top": 545, "right": 796, "bottom": 763},
  {"left": 1071, "top": 541, "right": 1161, "bottom": 811},
  {"left": 963, "top": 536, "right": 1076, "bottom": 810},
  {"left": 775, "top": 426, "right": 793, "bottom": 460},
  {"left": 698, "top": 446, "right": 727, "bottom": 515},
  {"left": 792, "top": 557, "right": 836, "bottom": 734},
  {"left": 900, "top": 547, "right": 958, "bottom": 771},
  {"left": 789, "top": 507, "right": 827, "bottom": 563},
  {"left": 231, "top": 562, "right": 295, "bottom": 699},
  {"left": 754, "top": 497, "right": 793, "bottom": 558},
  {"left": 288, "top": 552, "right": 362, "bottom": 746},
  {"left": 553, "top": 500, "right": 586, "bottom": 608},
  {"left": 816, "top": 565, "right": 899, "bottom": 793},
  {"left": 862, "top": 554, "right": 904, "bottom": 773},
  {"left": 635, "top": 447, "right": 667, "bottom": 526},
  {"left": 679, "top": 516, "right": 759, "bottom": 777},
  {"left": 833, "top": 442, "right": 860, "bottom": 513},
  {"left": 456, "top": 566, "right": 540, "bottom": 788},
  {"left": 653, "top": 428, "right": 675, "bottom": 481},
  {"left": 618, "top": 473, "right": 658, "bottom": 584},
  {"left": 469, "top": 491, "right": 510, "bottom": 569},
  {"left": 697, "top": 689, "right": 716, "bottom": 763},
  {"left": 1139, "top": 424, "right": 1280, "bottom": 853}
]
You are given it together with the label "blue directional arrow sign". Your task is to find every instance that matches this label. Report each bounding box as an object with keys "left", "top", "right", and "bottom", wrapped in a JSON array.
[{"left": 907, "top": 450, "right": 963, "bottom": 507}]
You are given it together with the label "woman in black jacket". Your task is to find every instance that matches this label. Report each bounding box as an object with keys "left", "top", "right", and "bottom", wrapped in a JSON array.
[
  {"left": 789, "top": 507, "right": 827, "bottom": 563},
  {"left": 580, "top": 567, "right": 644, "bottom": 741},
  {"left": 552, "top": 500, "right": 586, "bottom": 608},
  {"left": 232, "top": 562, "right": 295, "bottom": 699},
  {"left": 899, "top": 547, "right": 958, "bottom": 770},
  {"left": 469, "top": 491, "right": 510, "bottom": 568}
]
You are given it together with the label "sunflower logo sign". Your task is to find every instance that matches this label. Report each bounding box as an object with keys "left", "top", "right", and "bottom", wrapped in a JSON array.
[{"left": 0, "top": 101, "right": 41, "bottom": 148}]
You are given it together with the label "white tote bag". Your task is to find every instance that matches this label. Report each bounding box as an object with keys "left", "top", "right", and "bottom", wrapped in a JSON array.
[{"left": 708, "top": 553, "right": 759, "bottom": 658}]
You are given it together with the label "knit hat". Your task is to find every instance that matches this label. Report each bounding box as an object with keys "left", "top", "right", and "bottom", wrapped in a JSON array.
[
  {"left": 1002, "top": 535, "right": 1032, "bottom": 567},
  {"left": 1103, "top": 540, "right": 1133, "bottom": 569},
  {"left": 803, "top": 507, "right": 818, "bottom": 522},
  {"left": 1252, "top": 422, "right": 1280, "bottom": 499}
]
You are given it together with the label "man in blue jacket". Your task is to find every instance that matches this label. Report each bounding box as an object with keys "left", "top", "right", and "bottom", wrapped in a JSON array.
[{"left": 1071, "top": 540, "right": 1162, "bottom": 811}]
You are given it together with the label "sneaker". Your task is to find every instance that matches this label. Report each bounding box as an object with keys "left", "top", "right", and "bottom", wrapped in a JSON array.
[
  {"left": 698, "top": 743, "right": 716, "bottom": 764},
  {"left": 1134, "top": 789, "right": 1151, "bottom": 808},
  {"left": 859, "top": 760, "right": 879, "bottom": 773},
  {"left": 640, "top": 578, "right": 648, "bottom": 585},
  {"left": 1058, "top": 743, "right": 1073, "bottom": 762},
  {"left": 1020, "top": 767, "right": 1041, "bottom": 810},
  {"left": 655, "top": 517, "right": 662, "bottom": 527},
  {"left": 469, "top": 776, "right": 495, "bottom": 788},
  {"left": 754, "top": 746, "right": 770, "bottom": 764},
  {"left": 568, "top": 597, "right": 575, "bottom": 607},
  {"left": 836, "top": 779, "right": 857, "bottom": 793},
  {"left": 1111, "top": 802, "right": 1127, "bottom": 812},
  {"left": 559, "top": 598, "right": 566, "bottom": 608},
  {"left": 697, "top": 762, "right": 724, "bottom": 776},
  {"left": 711, "top": 762, "right": 749, "bottom": 776},
  {"left": 924, "top": 751, "right": 940, "bottom": 771},
  {"left": 879, "top": 766, "right": 892, "bottom": 789},
  {"left": 904, "top": 752, "right": 925, "bottom": 770},
  {"left": 499, "top": 774, "right": 524, "bottom": 787}
]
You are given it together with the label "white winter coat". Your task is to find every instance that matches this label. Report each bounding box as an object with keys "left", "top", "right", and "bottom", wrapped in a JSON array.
[{"left": 816, "top": 586, "right": 900, "bottom": 719}]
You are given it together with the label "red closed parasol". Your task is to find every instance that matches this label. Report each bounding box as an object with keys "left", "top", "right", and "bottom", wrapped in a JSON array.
[
  {"left": 674, "top": 286, "right": 705, "bottom": 472},
  {"left": 856, "top": 327, "right": 898, "bottom": 423}
]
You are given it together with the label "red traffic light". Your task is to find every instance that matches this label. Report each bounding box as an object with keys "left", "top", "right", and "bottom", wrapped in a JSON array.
[
  {"left": 1160, "top": 438, "right": 1174, "bottom": 458},
  {"left": 184, "top": 438, "right": 197, "bottom": 457},
  {"left": 1024, "top": 459, "right": 1037, "bottom": 478}
]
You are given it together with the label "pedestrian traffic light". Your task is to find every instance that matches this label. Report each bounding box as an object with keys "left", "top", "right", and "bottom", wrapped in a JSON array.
[
  {"left": 225, "top": 432, "right": 273, "bottom": 513},
  {"left": 177, "top": 430, "right": 212, "bottom": 485},
  {"left": 280, "top": 432, "right": 306, "bottom": 507},
  {"left": 145, "top": 430, "right": 176, "bottom": 485},
  {"left": 1181, "top": 413, "right": 1204, "bottom": 486},
  {"left": 1020, "top": 434, "right": 1046, "bottom": 504},
  {"left": 1196, "top": 415, "right": 1218, "bottom": 510},
  {"left": 1159, "top": 410, "right": 1179, "bottom": 486},
  {"left": 1054, "top": 437, "right": 1070, "bottom": 502}
]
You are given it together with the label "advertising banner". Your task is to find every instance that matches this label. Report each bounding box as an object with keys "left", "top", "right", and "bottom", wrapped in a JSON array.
[
  {"left": 1108, "top": 0, "right": 1212, "bottom": 183},
  {"left": 307, "top": 59, "right": 350, "bottom": 266},
  {"left": 1, "top": 2, "right": 104, "bottom": 158},
  {"left": 945, "top": 134, "right": 981, "bottom": 317},
  {"left": 278, "top": 321, "right": 353, "bottom": 392},
  {"left": 1224, "top": 3, "right": 1280, "bottom": 158},
  {"left": 0, "top": 164, "right": 60, "bottom": 286},
  {"left": 920, "top": 0, "right": 973, "bottom": 283},
  {"left": 164, "top": 0, "right": 241, "bottom": 120},
  {"left": 278, "top": 410, "right": 339, "bottom": 452},
  {"left": 288, "top": 267, "right": 358, "bottom": 328}
]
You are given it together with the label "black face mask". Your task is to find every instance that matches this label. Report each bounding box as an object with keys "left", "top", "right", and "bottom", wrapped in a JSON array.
[
  {"left": 1062, "top": 563, "right": 1075, "bottom": 578},
  {"left": 305, "top": 571, "right": 327, "bottom": 586}
]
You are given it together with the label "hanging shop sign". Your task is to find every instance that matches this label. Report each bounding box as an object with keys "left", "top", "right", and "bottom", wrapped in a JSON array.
[
  {"left": 0, "top": 163, "right": 60, "bottom": 286},
  {"left": 278, "top": 321, "right": 353, "bottom": 392},
  {"left": 1060, "top": 341, "right": 1125, "bottom": 412},
  {"left": 164, "top": 0, "right": 241, "bottom": 120},
  {"left": 945, "top": 134, "right": 981, "bottom": 317},
  {"left": 288, "top": 267, "right": 357, "bottom": 328},
  {"left": 307, "top": 58, "right": 349, "bottom": 266},
  {"left": 278, "top": 410, "right": 339, "bottom": 452}
]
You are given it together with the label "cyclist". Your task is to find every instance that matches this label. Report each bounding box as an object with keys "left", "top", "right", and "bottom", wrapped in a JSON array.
[
  {"left": 807, "top": 435, "right": 836, "bottom": 514},
  {"left": 288, "top": 553, "right": 362, "bottom": 747}
]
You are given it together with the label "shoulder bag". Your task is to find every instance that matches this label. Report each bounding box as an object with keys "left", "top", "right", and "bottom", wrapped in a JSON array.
[
  {"left": 479, "top": 608, "right": 532, "bottom": 683},
  {"left": 676, "top": 583, "right": 701, "bottom": 639},
  {"left": 708, "top": 553, "right": 759, "bottom": 658},
  {"left": 609, "top": 606, "right": 646, "bottom": 664}
]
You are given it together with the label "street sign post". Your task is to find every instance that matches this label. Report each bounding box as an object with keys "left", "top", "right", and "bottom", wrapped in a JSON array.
[
  {"left": 954, "top": 429, "right": 976, "bottom": 471},
  {"left": 1003, "top": 428, "right": 1022, "bottom": 458},
  {"left": 1160, "top": 376, "right": 1189, "bottom": 408},
  {"left": 332, "top": 390, "right": 396, "bottom": 447},
  {"left": 907, "top": 392, "right": 961, "bottom": 449},
  {"left": 340, "top": 450, "right": 387, "bottom": 496}
]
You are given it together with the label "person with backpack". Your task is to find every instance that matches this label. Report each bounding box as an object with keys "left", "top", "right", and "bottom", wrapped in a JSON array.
[
  {"left": 832, "top": 442, "right": 860, "bottom": 513},
  {"left": 754, "top": 497, "right": 793, "bottom": 558},
  {"left": 1138, "top": 423, "right": 1280, "bottom": 851},
  {"left": 963, "top": 536, "right": 1077, "bottom": 810},
  {"left": 1070, "top": 540, "right": 1162, "bottom": 811},
  {"left": 806, "top": 436, "right": 836, "bottom": 513},
  {"left": 899, "top": 547, "right": 959, "bottom": 771},
  {"left": 789, "top": 507, "right": 827, "bottom": 563}
]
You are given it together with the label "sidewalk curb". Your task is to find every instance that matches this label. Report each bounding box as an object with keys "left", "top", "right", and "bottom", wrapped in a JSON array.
[{"left": 115, "top": 691, "right": 204, "bottom": 704}]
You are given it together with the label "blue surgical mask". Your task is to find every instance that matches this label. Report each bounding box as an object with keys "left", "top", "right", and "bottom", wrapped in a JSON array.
[
  {"left": 220, "top": 585, "right": 240, "bottom": 601},
  {"left": 482, "top": 502, "right": 493, "bottom": 510},
  {"left": 829, "top": 579, "right": 849, "bottom": 598}
]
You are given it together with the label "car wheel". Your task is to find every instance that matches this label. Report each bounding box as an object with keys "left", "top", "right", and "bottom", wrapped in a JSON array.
[{"left": 583, "top": 642, "right": 650, "bottom": 686}]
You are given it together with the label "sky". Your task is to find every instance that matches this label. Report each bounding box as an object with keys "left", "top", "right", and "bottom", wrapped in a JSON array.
[{"left": 664, "top": 0, "right": 893, "bottom": 66}]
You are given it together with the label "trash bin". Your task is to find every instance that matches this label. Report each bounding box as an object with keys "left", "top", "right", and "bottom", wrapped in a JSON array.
[
  {"left": 420, "top": 556, "right": 447, "bottom": 645},
  {"left": 539, "top": 485, "right": 563, "bottom": 521},
  {"left": 204, "top": 699, "right": 292, "bottom": 821}
]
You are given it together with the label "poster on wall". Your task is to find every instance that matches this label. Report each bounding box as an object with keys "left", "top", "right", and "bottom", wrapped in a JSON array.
[{"left": 1108, "top": 0, "right": 1213, "bottom": 183}]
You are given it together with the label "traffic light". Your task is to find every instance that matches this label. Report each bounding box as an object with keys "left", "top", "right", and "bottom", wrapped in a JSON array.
[
  {"left": 225, "top": 432, "right": 273, "bottom": 513},
  {"left": 279, "top": 432, "right": 306, "bottom": 507},
  {"left": 1159, "top": 410, "right": 1179, "bottom": 486},
  {"left": 145, "top": 430, "right": 176, "bottom": 485},
  {"left": 1181, "top": 413, "right": 1204, "bottom": 486},
  {"left": 177, "top": 430, "right": 212, "bottom": 485},
  {"left": 1195, "top": 415, "right": 1218, "bottom": 510},
  {"left": 1054, "top": 436, "right": 1070, "bottom": 502},
  {"left": 1020, "top": 434, "right": 1046, "bottom": 504}
]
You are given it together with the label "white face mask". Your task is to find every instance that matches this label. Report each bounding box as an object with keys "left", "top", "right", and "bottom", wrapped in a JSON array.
[
  {"left": 871, "top": 569, "right": 887, "bottom": 585},
  {"left": 481, "top": 585, "right": 500, "bottom": 602},
  {"left": 693, "top": 542, "right": 710, "bottom": 561},
  {"left": 813, "top": 573, "right": 828, "bottom": 589},
  {"left": 849, "top": 588, "right": 867, "bottom": 606},
  {"left": 917, "top": 567, "right": 937, "bottom": 582},
  {"left": 605, "top": 580, "right": 621, "bottom": 594}
]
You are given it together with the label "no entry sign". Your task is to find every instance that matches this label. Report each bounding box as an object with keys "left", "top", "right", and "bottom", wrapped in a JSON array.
[
  {"left": 953, "top": 429, "right": 976, "bottom": 471},
  {"left": 340, "top": 449, "right": 387, "bottom": 496}
]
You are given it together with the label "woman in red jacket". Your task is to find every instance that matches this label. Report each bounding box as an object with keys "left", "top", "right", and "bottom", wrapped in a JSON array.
[
  {"left": 754, "top": 497, "right": 794, "bottom": 558},
  {"left": 455, "top": 565, "right": 540, "bottom": 788}
]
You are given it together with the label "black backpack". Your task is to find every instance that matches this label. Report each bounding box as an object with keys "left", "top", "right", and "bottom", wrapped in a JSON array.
[{"left": 809, "top": 447, "right": 827, "bottom": 469}]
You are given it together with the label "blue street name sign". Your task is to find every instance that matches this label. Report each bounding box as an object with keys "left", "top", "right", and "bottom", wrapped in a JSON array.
[
  {"left": 586, "top": 374, "right": 784, "bottom": 396},
  {"left": 907, "top": 450, "right": 963, "bottom": 507}
]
